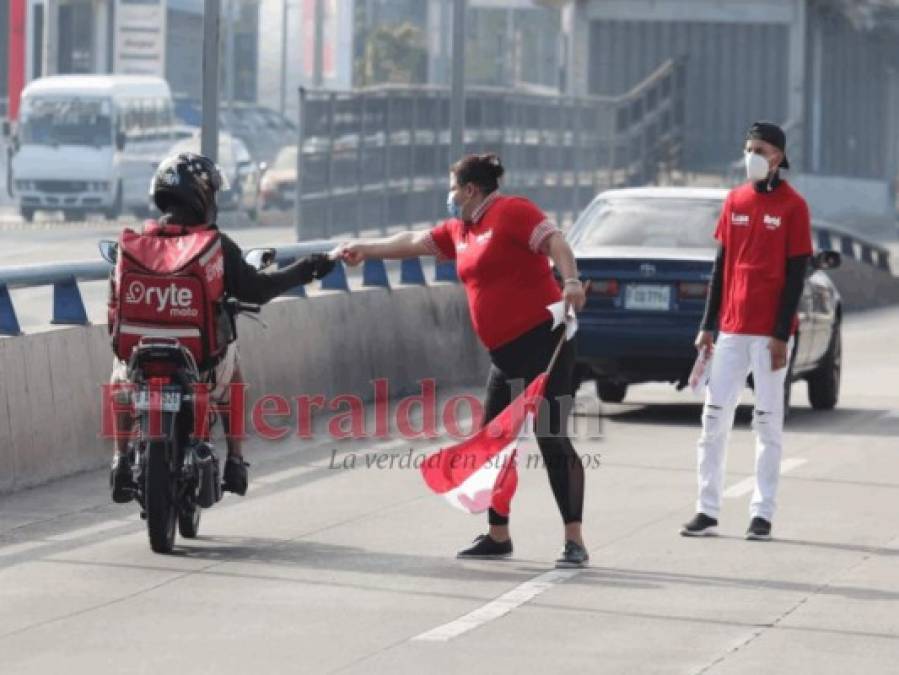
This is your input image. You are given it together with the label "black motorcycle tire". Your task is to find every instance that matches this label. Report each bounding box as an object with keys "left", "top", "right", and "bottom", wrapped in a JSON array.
[
  {"left": 146, "top": 440, "right": 178, "bottom": 554},
  {"left": 178, "top": 506, "right": 201, "bottom": 539}
]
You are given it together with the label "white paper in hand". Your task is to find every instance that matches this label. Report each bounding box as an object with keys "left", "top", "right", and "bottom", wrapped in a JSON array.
[
  {"left": 546, "top": 301, "right": 578, "bottom": 341},
  {"left": 689, "top": 346, "right": 713, "bottom": 397}
]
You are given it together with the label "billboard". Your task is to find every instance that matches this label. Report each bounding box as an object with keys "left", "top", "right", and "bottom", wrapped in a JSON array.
[{"left": 114, "top": 0, "right": 167, "bottom": 76}]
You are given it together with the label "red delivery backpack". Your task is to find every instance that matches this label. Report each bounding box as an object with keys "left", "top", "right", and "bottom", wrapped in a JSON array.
[{"left": 109, "top": 223, "right": 228, "bottom": 368}]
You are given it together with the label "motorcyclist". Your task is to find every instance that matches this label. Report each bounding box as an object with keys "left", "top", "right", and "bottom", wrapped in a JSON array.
[{"left": 109, "top": 152, "right": 334, "bottom": 502}]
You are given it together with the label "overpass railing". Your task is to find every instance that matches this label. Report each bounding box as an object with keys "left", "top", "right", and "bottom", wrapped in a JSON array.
[{"left": 294, "top": 59, "right": 687, "bottom": 240}]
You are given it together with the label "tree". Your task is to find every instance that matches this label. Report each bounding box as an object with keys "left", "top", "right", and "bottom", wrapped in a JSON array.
[{"left": 355, "top": 22, "right": 427, "bottom": 86}]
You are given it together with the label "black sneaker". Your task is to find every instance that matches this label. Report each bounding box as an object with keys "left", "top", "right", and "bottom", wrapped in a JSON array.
[
  {"left": 222, "top": 456, "right": 250, "bottom": 496},
  {"left": 456, "top": 534, "right": 513, "bottom": 559},
  {"left": 110, "top": 453, "right": 135, "bottom": 504},
  {"left": 555, "top": 540, "right": 590, "bottom": 568},
  {"left": 679, "top": 513, "right": 719, "bottom": 537},
  {"left": 745, "top": 517, "right": 772, "bottom": 541}
]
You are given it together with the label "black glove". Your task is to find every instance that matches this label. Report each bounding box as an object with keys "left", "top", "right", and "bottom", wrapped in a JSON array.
[
  {"left": 308, "top": 253, "right": 336, "bottom": 280},
  {"left": 294, "top": 253, "right": 336, "bottom": 284}
]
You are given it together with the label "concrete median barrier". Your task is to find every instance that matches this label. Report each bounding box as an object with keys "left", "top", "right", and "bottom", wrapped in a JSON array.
[{"left": 0, "top": 285, "right": 489, "bottom": 495}]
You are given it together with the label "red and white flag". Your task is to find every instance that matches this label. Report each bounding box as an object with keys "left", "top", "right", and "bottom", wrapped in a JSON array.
[{"left": 421, "top": 373, "right": 548, "bottom": 516}]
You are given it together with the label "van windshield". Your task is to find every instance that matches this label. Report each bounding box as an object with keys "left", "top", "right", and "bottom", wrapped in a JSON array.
[{"left": 20, "top": 97, "right": 113, "bottom": 147}]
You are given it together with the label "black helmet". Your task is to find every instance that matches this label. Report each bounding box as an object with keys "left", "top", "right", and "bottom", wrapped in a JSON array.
[{"left": 150, "top": 152, "right": 228, "bottom": 225}]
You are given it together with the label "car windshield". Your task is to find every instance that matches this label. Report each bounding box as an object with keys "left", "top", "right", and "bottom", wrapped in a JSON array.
[
  {"left": 273, "top": 146, "right": 297, "bottom": 170},
  {"left": 567, "top": 197, "right": 722, "bottom": 249},
  {"left": 20, "top": 97, "right": 113, "bottom": 147}
]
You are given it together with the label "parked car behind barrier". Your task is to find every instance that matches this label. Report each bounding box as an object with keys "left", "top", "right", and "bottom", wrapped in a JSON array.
[
  {"left": 568, "top": 187, "right": 843, "bottom": 412},
  {"left": 259, "top": 145, "right": 297, "bottom": 212}
]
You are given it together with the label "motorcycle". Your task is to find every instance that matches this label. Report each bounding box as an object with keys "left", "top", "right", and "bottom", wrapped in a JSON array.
[{"left": 99, "top": 240, "right": 275, "bottom": 553}]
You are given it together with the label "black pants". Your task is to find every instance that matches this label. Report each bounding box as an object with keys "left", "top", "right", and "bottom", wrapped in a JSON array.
[{"left": 484, "top": 320, "right": 585, "bottom": 526}]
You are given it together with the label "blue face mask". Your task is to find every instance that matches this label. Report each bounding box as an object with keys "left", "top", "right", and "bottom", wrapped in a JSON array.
[{"left": 446, "top": 190, "right": 462, "bottom": 219}]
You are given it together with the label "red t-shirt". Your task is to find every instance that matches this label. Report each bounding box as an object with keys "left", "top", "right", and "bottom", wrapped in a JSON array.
[
  {"left": 714, "top": 181, "right": 813, "bottom": 337},
  {"left": 427, "top": 194, "right": 562, "bottom": 350}
]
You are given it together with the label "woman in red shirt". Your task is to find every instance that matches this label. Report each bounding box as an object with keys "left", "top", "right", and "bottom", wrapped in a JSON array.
[{"left": 340, "top": 154, "right": 589, "bottom": 568}]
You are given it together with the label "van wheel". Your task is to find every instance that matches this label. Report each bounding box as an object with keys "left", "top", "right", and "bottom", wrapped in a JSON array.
[{"left": 20, "top": 207, "right": 35, "bottom": 223}]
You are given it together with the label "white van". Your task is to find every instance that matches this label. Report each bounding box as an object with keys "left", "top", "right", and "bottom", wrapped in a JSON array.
[{"left": 10, "top": 75, "right": 175, "bottom": 222}]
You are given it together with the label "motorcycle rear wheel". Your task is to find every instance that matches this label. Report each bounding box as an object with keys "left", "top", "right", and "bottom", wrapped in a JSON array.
[{"left": 146, "top": 440, "right": 178, "bottom": 554}]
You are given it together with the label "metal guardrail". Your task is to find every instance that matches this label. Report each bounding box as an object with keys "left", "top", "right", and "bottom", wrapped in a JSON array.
[
  {"left": 0, "top": 219, "right": 890, "bottom": 337},
  {"left": 295, "top": 59, "right": 686, "bottom": 240},
  {"left": 0, "top": 240, "right": 460, "bottom": 336}
]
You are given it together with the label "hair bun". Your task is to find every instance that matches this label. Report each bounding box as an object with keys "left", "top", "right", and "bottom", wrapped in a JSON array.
[{"left": 482, "top": 153, "right": 505, "bottom": 180}]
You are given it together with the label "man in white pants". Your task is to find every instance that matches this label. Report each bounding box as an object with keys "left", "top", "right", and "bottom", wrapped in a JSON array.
[{"left": 681, "top": 122, "right": 812, "bottom": 541}]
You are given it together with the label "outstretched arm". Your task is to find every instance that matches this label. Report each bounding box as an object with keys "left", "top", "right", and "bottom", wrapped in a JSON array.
[
  {"left": 221, "top": 235, "right": 334, "bottom": 305},
  {"left": 340, "top": 231, "right": 435, "bottom": 265}
]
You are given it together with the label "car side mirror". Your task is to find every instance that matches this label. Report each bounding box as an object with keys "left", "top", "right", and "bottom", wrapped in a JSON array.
[
  {"left": 244, "top": 247, "right": 276, "bottom": 271},
  {"left": 115, "top": 130, "right": 126, "bottom": 151},
  {"left": 99, "top": 240, "right": 118, "bottom": 265},
  {"left": 813, "top": 250, "right": 841, "bottom": 271}
]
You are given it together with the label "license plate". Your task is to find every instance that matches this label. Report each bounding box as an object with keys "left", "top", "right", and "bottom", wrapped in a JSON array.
[
  {"left": 133, "top": 388, "right": 182, "bottom": 413},
  {"left": 624, "top": 284, "right": 671, "bottom": 311}
]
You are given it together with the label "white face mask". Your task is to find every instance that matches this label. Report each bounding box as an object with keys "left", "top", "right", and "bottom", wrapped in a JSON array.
[{"left": 745, "top": 151, "right": 771, "bottom": 182}]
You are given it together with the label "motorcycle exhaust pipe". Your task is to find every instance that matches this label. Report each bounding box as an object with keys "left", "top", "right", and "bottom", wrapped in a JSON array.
[{"left": 194, "top": 442, "right": 221, "bottom": 508}]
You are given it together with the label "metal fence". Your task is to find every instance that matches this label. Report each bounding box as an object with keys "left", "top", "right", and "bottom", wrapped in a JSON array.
[{"left": 294, "top": 59, "right": 687, "bottom": 240}]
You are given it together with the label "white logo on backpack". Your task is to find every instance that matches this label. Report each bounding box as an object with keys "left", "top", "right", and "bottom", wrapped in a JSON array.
[{"left": 125, "top": 280, "right": 198, "bottom": 317}]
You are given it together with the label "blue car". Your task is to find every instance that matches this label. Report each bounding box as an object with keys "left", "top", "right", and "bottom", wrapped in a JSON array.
[{"left": 567, "top": 187, "right": 842, "bottom": 410}]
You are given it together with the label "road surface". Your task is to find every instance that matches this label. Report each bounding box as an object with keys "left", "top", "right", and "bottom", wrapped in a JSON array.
[{"left": 1, "top": 307, "right": 898, "bottom": 673}]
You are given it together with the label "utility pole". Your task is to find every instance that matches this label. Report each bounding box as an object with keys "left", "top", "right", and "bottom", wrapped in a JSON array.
[
  {"left": 225, "top": 0, "right": 235, "bottom": 111},
  {"left": 313, "top": 0, "right": 325, "bottom": 87},
  {"left": 280, "top": 0, "right": 288, "bottom": 116},
  {"left": 202, "top": 0, "right": 221, "bottom": 162},
  {"left": 42, "top": 0, "right": 59, "bottom": 76},
  {"left": 449, "top": 0, "right": 466, "bottom": 163}
]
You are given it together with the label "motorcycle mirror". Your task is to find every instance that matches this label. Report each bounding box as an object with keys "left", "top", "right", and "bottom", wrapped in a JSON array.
[
  {"left": 244, "top": 247, "right": 276, "bottom": 271},
  {"left": 99, "top": 240, "right": 118, "bottom": 265}
]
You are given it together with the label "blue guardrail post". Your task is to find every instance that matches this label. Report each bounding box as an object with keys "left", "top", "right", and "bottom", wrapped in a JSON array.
[
  {"left": 321, "top": 260, "right": 350, "bottom": 291},
  {"left": 434, "top": 260, "right": 458, "bottom": 282},
  {"left": 400, "top": 257, "right": 426, "bottom": 285},
  {"left": 362, "top": 259, "right": 390, "bottom": 288},
  {"left": 0, "top": 284, "right": 22, "bottom": 336},
  {"left": 51, "top": 277, "right": 89, "bottom": 325}
]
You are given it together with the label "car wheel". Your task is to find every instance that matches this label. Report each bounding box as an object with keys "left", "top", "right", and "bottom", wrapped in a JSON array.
[
  {"left": 596, "top": 380, "right": 627, "bottom": 404},
  {"left": 807, "top": 325, "right": 841, "bottom": 411},
  {"left": 20, "top": 207, "right": 35, "bottom": 223}
]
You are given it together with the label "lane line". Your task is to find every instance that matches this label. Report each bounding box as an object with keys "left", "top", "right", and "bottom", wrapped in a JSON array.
[
  {"left": 724, "top": 458, "right": 807, "bottom": 499},
  {"left": 46, "top": 518, "right": 136, "bottom": 543},
  {"left": 0, "top": 541, "right": 47, "bottom": 559},
  {"left": 411, "top": 569, "right": 580, "bottom": 642}
]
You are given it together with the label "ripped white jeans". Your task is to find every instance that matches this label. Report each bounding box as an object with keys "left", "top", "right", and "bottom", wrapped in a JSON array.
[{"left": 696, "top": 332, "right": 792, "bottom": 522}]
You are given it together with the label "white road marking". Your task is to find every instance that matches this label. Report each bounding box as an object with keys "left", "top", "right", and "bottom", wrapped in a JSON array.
[
  {"left": 0, "top": 541, "right": 47, "bottom": 558},
  {"left": 724, "top": 458, "right": 807, "bottom": 498},
  {"left": 46, "top": 518, "right": 135, "bottom": 543},
  {"left": 411, "top": 568, "right": 580, "bottom": 643}
]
